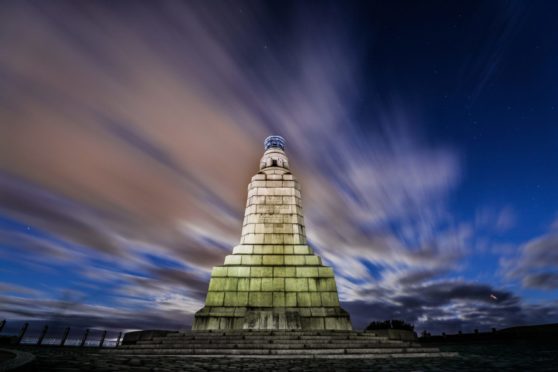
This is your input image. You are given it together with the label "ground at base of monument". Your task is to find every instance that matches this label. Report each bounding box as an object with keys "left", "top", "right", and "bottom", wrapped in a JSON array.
[{"left": 7, "top": 340, "right": 558, "bottom": 371}]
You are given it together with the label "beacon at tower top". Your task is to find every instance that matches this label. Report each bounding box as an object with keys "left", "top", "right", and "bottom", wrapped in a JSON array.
[{"left": 264, "top": 135, "right": 286, "bottom": 151}]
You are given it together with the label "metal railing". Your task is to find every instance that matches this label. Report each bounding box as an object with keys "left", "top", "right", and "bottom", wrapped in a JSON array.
[{"left": 0, "top": 319, "right": 122, "bottom": 348}]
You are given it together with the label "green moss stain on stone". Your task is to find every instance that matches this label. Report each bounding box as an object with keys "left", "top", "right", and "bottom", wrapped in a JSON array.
[
  {"left": 273, "top": 292, "right": 286, "bottom": 307},
  {"left": 273, "top": 267, "right": 296, "bottom": 277},
  {"left": 237, "top": 278, "right": 250, "bottom": 291},
  {"left": 224, "top": 292, "right": 248, "bottom": 306},
  {"left": 208, "top": 278, "right": 226, "bottom": 291},
  {"left": 211, "top": 267, "right": 228, "bottom": 277},
  {"left": 249, "top": 292, "right": 273, "bottom": 307},
  {"left": 297, "top": 292, "right": 311, "bottom": 307},
  {"left": 285, "top": 292, "right": 297, "bottom": 306},
  {"left": 205, "top": 292, "right": 224, "bottom": 306},
  {"left": 296, "top": 267, "right": 319, "bottom": 278},
  {"left": 249, "top": 278, "right": 262, "bottom": 291},
  {"left": 224, "top": 278, "right": 238, "bottom": 291}
]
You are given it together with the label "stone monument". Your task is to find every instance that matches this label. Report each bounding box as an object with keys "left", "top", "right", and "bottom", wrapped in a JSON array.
[{"left": 193, "top": 136, "right": 352, "bottom": 330}]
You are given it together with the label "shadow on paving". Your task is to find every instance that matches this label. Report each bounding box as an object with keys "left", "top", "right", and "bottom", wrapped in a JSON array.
[{"left": 6, "top": 340, "right": 558, "bottom": 371}]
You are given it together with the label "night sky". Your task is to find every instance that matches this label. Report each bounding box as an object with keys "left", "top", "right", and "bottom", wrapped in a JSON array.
[{"left": 1, "top": 0, "right": 557, "bottom": 333}]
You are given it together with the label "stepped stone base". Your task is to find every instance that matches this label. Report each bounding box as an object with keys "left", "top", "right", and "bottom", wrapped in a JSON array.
[
  {"left": 193, "top": 307, "right": 352, "bottom": 331},
  {"left": 106, "top": 330, "right": 458, "bottom": 359}
]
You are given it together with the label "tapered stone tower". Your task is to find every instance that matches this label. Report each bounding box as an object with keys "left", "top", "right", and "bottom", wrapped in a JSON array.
[{"left": 192, "top": 136, "right": 352, "bottom": 330}]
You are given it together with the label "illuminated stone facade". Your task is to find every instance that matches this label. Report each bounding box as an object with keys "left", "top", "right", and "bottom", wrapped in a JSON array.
[{"left": 192, "top": 136, "right": 352, "bottom": 330}]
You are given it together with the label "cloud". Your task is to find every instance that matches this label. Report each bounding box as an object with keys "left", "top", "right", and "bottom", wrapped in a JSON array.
[{"left": 502, "top": 231, "right": 558, "bottom": 290}]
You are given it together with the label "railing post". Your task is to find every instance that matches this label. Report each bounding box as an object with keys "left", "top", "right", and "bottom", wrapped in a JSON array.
[
  {"left": 80, "top": 329, "right": 89, "bottom": 347},
  {"left": 115, "top": 332, "right": 122, "bottom": 347},
  {"left": 60, "top": 327, "right": 70, "bottom": 347},
  {"left": 37, "top": 325, "right": 49, "bottom": 345},
  {"left": 17, "top": 322, "right": 29, "bottom": 344},
  {"left": 0, "top": 320, "right": 6, "bottom": 333},
  {"left": 99, "top": 330, "right": 107, "bottom": 347}
]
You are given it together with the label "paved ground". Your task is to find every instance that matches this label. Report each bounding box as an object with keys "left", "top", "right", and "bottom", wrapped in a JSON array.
[{"left": 6, "top": 340, "right": 558, "bottom": 371}]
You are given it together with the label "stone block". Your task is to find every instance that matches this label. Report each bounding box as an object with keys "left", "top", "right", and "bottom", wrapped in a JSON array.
[
  {"left": 224, "top": 255, "right": 242, "bottom": 265},
  {"left": 251, "top": 174, "right": 266, "bottom": 181},
  {"left": 211, "top": 267, "right": 228, "bottom": 277},
  {"left": 261, "top": 277, "right": 273, "bottom": 291},
  {"left": 249, "top": 278, "right": 261, "bottom": 291},
  {"left": 272, "top": 278, "right": 285, "bottom": 291},
  {"left": 283, "top": 234, "right": 294, "bottom": 244},
  {"left": 266, "top": 180, "right": 283, "bottom": 187},
  {"left": 247, "top": 187, "right": 257, "bottom": 198},
  {"left": 293, "top": 246, "right": 311, "bottom": 254},
  {"left": 256, "top": 205, "right": 274, "bottom": 213},
  {"left": 266, "top": 174, "right": 282, "bottom": 180},
  {"left": 249, "top": 292, "right": 273, "bottom": 307},
  {"left": 208, "top": 278, "right": 226, "bottom": 291},
  {"left": 310, "top": 308, "right": 327, "bottom": 317},
  {"left": 298, "top": 308, "right": 311, "bottom": 316},
  {"left": 285, "top": 292, "right": 297, "bottom": 306},
  {"left": 253, "top": 234, "right": 265, "bottom": 244},
  {"left": 237, "top": 278, "right": 250, "bottom": 291},
  {"left": 223, "top": 292, "right": 248, "bottom": 306},
  {"left": 234, "top": 307, "right": 247, "bottom": 316},
  {"left": 305, "top": 256, "right": 321, "bottom": 265},
  {"left": 251, "top": 180, "right": 267, "bottom": 187},
  {"left": 266, "top": 196, "right": 283, "bottom": 204},
  {"left": 316, "top": 278, "right": 337, "bottom": 291},
  {"left": 242, "top": 233, "right": 255, "bottom": 244},
  {"left": 283, "top": 246, "right": 294, "bottom": 254},
  {"left": 241, "top": 255, "right": 262, "bottom": 265},
  {"left": 263, "top": 255, "right": 284, "bottom": 265},
  {"left": 205, "top": 292, "right": 224, "bottom": 306},
  {"left": 284, "top": 255, "right": 305, "bottom": 265},
  {"left": 320, "top": 292, "right": 340, "bottom": 307},
  {"left": 241, "top": 223, "right": 255, "bottom": 234},
  {"left": 325, "top": 317, "right": 348, "bottom": 330},
  {"left": 297, "top": 292, "right": 311, "bottom": 307},
  {"left": 307, "top": 278, "right": 317, "bottom": 291},
  {"left": 273, "top": 292, "right": 285, "bottom": 306},
  {"left": 232, "top": 245, "right": 253, "bottom": 254},
  {"left": 264, "top": 234, "right": 284, "bottom": 244},
  {"left": 223, "top": 278, "right": 238, "bottom": 291},
  {"left": 309, "top": 292, "right": 322, "bottom": 306},
  {"left": 318, "top": 267, "right": 334, "bottom": 277},
  {"left": 250, "top": 266, "right": 273, "bottom": 278},
  {"left": 296, "top": 267, "right": 319, "bottom": 277},
  {"left": 282, "top": 196, "right": 297, "bottom": 204},
  {"left": 302, "top": 317, "right": 325, "bottom": 330},
  {"left": 293, "top": 234, "right": 307, "bottom": 244},
  {"left": 261, "top": 245, "right": 274, "bottom": 254},
  {"left": 273, "top": 267, "right": 295, "bottom": 277},
  {"left": 227, "top": 267, "right": 250, "bottom": 277},
  {"left": 285, "top": 278, "right": 308, "bottom": 292}
]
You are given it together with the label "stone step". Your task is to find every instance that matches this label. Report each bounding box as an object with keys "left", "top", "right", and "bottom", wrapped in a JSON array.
[
  {"left": 122, "top": 342, "right": 420, "bottom": 350},
  {"left": 148, "top": 342, "right": 384, "bottom": 349},
  {"left": 153, "top": 335, "right": 389, "bottom": 342},
  {"left": 130, "top": 352, "right": 455, "bottom": 359},
  {"left": 166, "top": 331, "right": 377, "bottom": 337},
  {"left": 145, "top": 341, "right": 411, "bottom": 347},
  {"left": 139, "top": 338, "right": 394, "bottom": 343},
  {"left": 104, "top": 347, "right": 441, "bottom": 355}
]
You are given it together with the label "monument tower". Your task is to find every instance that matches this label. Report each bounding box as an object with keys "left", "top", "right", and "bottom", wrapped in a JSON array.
[{"left": 193, "top": 136, "right": 352, "bottom": 330}]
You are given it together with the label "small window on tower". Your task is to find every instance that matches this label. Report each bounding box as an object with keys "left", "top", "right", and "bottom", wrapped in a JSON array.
[{"left": 272, "top": 159, "right": 277, "bottom": 166}]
